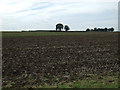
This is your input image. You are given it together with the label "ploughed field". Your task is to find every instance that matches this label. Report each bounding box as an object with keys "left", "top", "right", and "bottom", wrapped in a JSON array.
[{"left": 2, "top": 32, "right": 119, "bottom": 88}]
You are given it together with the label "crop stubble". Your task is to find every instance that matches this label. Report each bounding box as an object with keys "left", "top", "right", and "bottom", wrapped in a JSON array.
[{"left": 2, "top": 33, "right": 119, "bottom": 87}]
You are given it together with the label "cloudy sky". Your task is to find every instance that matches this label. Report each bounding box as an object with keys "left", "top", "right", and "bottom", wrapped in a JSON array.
[{"left": 0, "top": 0, "right": 119, "bottom": 31}]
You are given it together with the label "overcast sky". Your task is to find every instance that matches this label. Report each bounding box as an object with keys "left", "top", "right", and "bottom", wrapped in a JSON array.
[{"left": 0, "top": 0, "right": 119, "bottom": 31}]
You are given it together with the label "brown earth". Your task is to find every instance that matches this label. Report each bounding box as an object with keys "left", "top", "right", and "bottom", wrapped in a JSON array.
[{"left": 2, "top": 33, "right": 119, "bottom": 88}]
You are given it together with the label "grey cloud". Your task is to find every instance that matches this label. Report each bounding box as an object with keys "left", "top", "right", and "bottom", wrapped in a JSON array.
[{"left": 0, "top": 0, "right": 118, "bottom": 30}]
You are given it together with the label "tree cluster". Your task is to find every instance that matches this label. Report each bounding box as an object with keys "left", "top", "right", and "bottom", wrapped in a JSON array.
[
  {"left": 86, "top": 27, "right": 114, "bottom": 32},
  {"left": 56, "top": 23, "right": 70, "bottom": 31}
]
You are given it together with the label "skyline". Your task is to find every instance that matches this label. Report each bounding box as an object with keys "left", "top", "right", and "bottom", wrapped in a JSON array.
[{"left": 0, "top": 0, "right": 119, "bottom": 31}]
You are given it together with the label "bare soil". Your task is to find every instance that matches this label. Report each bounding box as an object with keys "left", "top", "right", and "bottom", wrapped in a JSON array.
[{"left": 2, "top": 33, "right": 119, "bottom": 88}]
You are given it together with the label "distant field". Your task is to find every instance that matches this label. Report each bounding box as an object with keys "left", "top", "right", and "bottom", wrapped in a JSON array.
[
  {"left": 2, "top": 32, "right": 119, "bottom": 88},
  {"left": 2, "top": 31, "right": 117, "bottom": 37}
]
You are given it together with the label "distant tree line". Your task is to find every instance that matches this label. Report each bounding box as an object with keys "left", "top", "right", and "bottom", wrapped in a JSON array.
[{"left": 86, "top": 27, "right": 114, "bottom": 32}]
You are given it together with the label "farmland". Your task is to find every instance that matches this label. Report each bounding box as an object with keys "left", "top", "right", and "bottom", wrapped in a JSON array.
[{"left": 2, "top": 32, "right": 119, "bottom": 88}]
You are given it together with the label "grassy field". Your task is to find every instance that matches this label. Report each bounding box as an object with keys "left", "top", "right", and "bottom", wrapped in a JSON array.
[{"left": 2, "top": 31, "right": 119, "bottom": 88}]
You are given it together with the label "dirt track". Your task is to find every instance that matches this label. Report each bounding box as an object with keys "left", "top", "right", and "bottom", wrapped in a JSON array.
[{"left": 2, "top": 33, "right": 119, "bottom": 87}]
